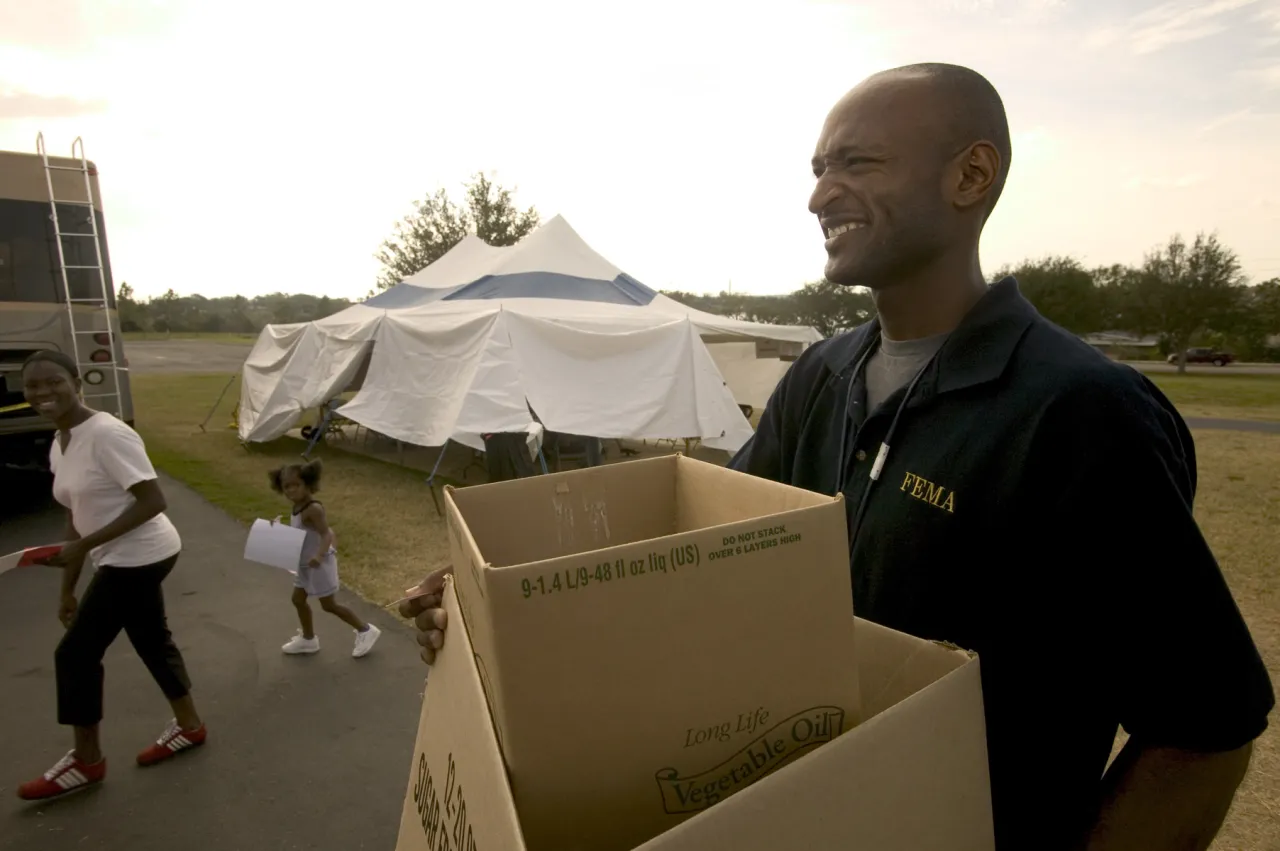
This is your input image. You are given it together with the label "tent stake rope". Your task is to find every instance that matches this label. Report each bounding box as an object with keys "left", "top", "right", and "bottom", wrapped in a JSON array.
[{"left": 199, "top": 373, "right": 239, "bottom": 433}]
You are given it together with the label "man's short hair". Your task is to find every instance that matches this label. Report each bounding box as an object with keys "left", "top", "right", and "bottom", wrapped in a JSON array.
[{"left": 879, "top": 63, "right": 1012, "bottom": 217}]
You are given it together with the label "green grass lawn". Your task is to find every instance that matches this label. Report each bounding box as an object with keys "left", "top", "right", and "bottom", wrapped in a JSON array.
[{"left": 1142, "top": 373, "right": 1280, "bottom": 421}]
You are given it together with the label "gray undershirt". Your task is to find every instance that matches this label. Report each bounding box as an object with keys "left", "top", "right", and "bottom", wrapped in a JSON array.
[{"left": 864, "top": 332, "right": 949, "bottom": 412}]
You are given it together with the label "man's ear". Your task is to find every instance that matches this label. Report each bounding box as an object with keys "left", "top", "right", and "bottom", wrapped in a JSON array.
[{"left": 949, "top": 141, "right": 1000, "bottom": 212}]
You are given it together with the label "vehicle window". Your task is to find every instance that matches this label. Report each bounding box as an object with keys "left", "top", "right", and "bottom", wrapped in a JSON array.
[{"left": 0, "top": 199, "right": 114, "bottom": 305}]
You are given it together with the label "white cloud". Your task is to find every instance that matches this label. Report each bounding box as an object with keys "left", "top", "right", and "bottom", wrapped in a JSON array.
[
  {"left": 1124, "top": 172, "right": 1209, "bottom": 189},
  {"left": 1242, "top": 62, "right": 1280, "bottom": 87},
  {"left": 1083, "top": 0, "right": 1271, "bottom": 55},
  {"left": 1083, "top": 26, "right": 1122, "bottom": 50},
  {"left": 0, "top": 90, "right": 106, "bottom": 118},
  {"left": 1128, "top": 0, "right": 1263, "bottom": 54},
  {"left": 0, "top": 0, "right": 183, "bottom": 53},
  {"left": 1197, "top": 108, "right": 1254, "bottom": 134}
]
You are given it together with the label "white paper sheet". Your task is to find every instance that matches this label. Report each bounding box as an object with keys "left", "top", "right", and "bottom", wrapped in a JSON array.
[{"left": 244, "top": 519, "right": 307, "bottom": 574}]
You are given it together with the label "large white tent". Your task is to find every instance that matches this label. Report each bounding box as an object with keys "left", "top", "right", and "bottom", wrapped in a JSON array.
[{"left": 236, "top": 216, "right": 821, "bottom": 455}]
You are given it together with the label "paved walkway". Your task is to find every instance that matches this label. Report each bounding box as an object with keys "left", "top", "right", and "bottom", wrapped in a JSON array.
[
  {"left": 0, "top": 474, "right": 424, "bottom": 851},
  {"left": 1185, "top": 418, "right": 1280, "bottom": 435},
  {"left": 125, "top": 340, "right": 251, "bottom": 375}
]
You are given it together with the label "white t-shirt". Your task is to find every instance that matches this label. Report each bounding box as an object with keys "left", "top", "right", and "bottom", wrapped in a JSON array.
[{"left": 49, "top": 412, "right": 182, "bottom": 568}]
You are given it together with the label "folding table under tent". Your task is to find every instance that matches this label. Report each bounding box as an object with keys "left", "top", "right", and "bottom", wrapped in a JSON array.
[{"left": 234, "top": 215, "right": 823, "bottom": 475}]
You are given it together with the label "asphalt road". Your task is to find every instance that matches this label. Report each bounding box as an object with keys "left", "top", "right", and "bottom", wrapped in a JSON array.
[
  {"left": 1184, "top": 417, "right": 1280, "bottom": 434},
  {"left": 1130, "top": 362, "right": 1280, "bottom": 376},
  {"left": 124, "top": 341, "right": 251, "bottom": 375},
  {"left": 0, "top": 472, "right": 425, "bottom": 851}
]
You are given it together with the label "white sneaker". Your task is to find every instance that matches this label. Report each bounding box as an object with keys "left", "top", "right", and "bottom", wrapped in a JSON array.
[
  {"left": 352, "top": 624, "right": 382, "bottom": 658},
  {"left": 282, "top": 631, "right": 320, "bottom": 655}
]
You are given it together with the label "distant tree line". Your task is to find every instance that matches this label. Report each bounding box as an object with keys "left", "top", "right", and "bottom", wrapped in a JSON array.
[
  {"left": 666, "top": 233, "right": 1280, "bottom": 369},
  {"left": 119, "top": 231, "right": 1280, "bottom": 370},
  {"left": 117, "top": 283, "right": 350, "bottom": 336}
]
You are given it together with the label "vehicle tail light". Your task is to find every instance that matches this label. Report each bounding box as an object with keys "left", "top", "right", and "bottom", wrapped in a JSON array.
[
  {"left": 93, "top": 333, "right": 111, "bottom": 346},
  {"left": 90, "top": 349, "right": 112, "bottom": 363}
]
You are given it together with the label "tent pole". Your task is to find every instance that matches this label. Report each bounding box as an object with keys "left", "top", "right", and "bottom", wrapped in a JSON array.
[
  {"left": 302, "top": 401, "right": 335, "bottom": 459},
  {"left": 198, "top": 372, "right": 238, "bottom": 433},
  {"left": 425, "top": 440, "right": 450, "bottom": 516}
]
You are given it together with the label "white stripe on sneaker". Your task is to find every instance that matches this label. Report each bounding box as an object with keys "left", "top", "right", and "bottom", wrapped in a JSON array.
[
  {"left": 175, "top": 735, "right": 191, "bottom": 749},
  {"left": 55, "top": 772, "right": 83, "bottom": 790}
]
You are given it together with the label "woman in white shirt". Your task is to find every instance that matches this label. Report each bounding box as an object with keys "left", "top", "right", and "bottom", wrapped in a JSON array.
[{"left": 16, "top": 351, "right": 208, "bottom": 802}]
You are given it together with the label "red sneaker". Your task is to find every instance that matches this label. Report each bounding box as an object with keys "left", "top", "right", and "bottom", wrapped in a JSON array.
[
  {"left": 17, "top": 751, "right": 106, "bottom": 800},
  {"left": 136, "top": 719, "right": 207, "bottom": 767}
]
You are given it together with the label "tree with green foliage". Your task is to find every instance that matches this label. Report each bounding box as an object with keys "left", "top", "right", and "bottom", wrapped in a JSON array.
[
  {"left": 1123, "top": 233, "right": 1247, "bottom": 373},
  {"left": 374, "top": 172, "right": 540, "bottom": 291},
  {"left": 997, "top": 256, "right": 1104, "bottom": 334},
  {"left": 788, "top": 279, "right": 875, "bottom": 338},
  {"left": 116, "top": 281, "right": 148, "bottom": 332},
  {"left": 151, "top": 288, "right": 180, "bottom": 335},
  {"left": 1089, "top": 263, "right": 1144, "bottom": 333},
  {"left": 1218, "top": 278, "right": 1280, "bottom": 361},
  {"left": 1254, "top": 279, "right": 1280, "bottom": 334},
  {"left": 661, "top": 280, "right": 873, "bottom": 338}
]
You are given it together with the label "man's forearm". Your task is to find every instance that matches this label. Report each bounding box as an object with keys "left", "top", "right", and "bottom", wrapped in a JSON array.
[{"left": 1078, "top": 739, "right": 1252, "bottom": 851}]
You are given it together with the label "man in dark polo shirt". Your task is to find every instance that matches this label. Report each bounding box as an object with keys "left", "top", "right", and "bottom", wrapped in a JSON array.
[
  {"left": 402, "top": 63, "right": 1274, "bottom": 851},
  {"left": 724, "top": 63, "right": 1274, "bottom": 850}
]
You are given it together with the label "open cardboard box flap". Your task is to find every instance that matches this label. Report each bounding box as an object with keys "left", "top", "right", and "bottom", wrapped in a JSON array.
[{"left": 396, "top": 579, "right": 994, "bottom": 851}]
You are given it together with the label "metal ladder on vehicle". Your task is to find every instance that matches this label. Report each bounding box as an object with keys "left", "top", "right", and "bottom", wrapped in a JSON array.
[{"left": 36, "top": 133, "right": 122, "bottom": 416}]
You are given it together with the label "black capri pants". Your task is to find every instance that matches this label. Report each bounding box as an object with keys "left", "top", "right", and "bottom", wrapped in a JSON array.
[{"left": 54, "top": 553, "right": 192, "bottom": 728}]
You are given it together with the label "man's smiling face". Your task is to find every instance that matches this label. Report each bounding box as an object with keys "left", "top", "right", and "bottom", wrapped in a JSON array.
[{"left": 808, "top": 74, "right": 957, "bottom": 291}]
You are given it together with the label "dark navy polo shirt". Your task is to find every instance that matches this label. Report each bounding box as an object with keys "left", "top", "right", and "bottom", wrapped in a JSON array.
[{"left": 728, "top": 277, "right": 1275, "bottom": 850}]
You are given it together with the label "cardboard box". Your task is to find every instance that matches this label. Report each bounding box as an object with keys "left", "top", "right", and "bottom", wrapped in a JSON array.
[
  {"left": 395, "top": 580, "right": 994, "bottom": 851},
  {"left": 440, "top": 455, "right": 863, "bottom": 851}
]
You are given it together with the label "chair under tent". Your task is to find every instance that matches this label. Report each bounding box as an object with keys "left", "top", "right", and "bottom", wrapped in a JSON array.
[{"left": 296, "top": 396, "right": 616, "bottom": 516}]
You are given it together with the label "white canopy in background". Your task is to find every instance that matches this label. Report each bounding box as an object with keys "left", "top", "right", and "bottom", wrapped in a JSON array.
[
  {"left": 707, "top": 342, "right": 796, "bottom": 411},
  {"left": 237, "top": 216, "right": 821, "bottom": 454}
]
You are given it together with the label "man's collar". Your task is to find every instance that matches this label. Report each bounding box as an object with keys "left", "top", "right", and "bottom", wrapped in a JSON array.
[
  {"left": 820, "top": 277, "right": 1037, "bottom": 396},
  {"left": 928, "top": 276, "right": 1037, "bottom": 395}
]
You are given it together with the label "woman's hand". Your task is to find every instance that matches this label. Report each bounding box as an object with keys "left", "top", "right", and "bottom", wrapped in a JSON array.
[
  {"left": 307, "top": 556, "right": 322, "bottom": 568},
  {"left": 48, "top": 540, "right": 89, "bottom": 569},
  {"left": 58, "top": 594, "right": 78, "bottom": 628}
]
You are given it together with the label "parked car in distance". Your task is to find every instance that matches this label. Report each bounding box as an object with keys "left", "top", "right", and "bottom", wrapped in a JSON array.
[{"left": 1167, "top": 347, "right": 1236, "bottom": 366}]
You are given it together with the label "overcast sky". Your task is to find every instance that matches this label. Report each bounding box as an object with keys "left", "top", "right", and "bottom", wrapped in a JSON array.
[{"left": 2, "top": 0, "right": 1277, "bottom": 301}]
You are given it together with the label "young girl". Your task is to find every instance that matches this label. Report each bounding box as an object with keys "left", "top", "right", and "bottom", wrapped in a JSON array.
[{"left": 268, "top": 459, "right": 381, "bottom": 658}]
